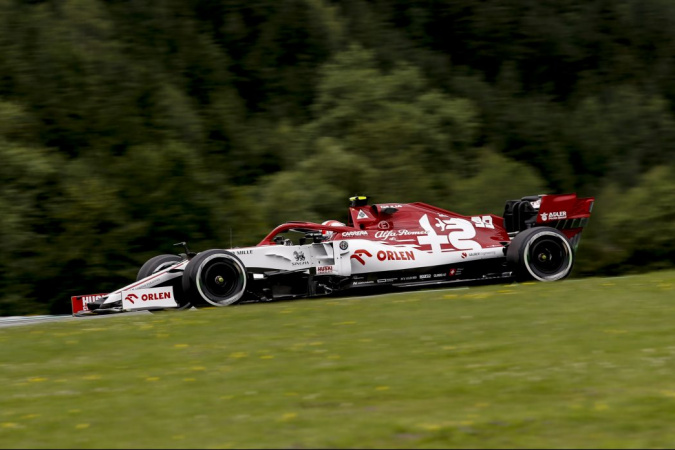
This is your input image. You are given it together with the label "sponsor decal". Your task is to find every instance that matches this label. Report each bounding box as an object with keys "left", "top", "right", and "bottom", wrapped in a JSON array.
[
  {"left": 434, "top": 273, "right": 445, "bottom": 278},
  {"left": 294, "top": 251, "right": 306, "bottom": 262},
  {"left": 292, "top": 250, "right": 310, "bottom": 266},
  {"left": 461, "top": 251, "right": 487, "bottom": 259},
  {"left": 401, "top": 276, "right": 417, "bottom": 281},
  {"left": 71, "top": 293, "right": 107, "bottom": 314},
  {"left": 349, "top": 249, "right": 415, "bottom": 266},
  {"left": 234, "top": 249, "right": 252, "bottom": 255},
  {"left": 125, "top": 291, "right": 172, "bottom": 304},
  {"left": 339, "top": 241, "right": 349, "bottom": 250},
  {"left": 449, "top": 267, "right": 464, "bottom": 277},
  {"left": 399, "top": 230, "right": 428, "bottom": 235},
  {"left": 375, "top": 230, "right": 397, "bottom": 240},
  {"left": 471, "top": 215, "right": 494, "bottom": 229},
  {"left": 418, "top": 215, "right": 482, "bottom": 253},
  {"left": 420, "top": 274, "right": 431, "bottom": 279},
  {"left": 377, "top": 221, "right": 390, "bottom": 230},
  {"left": 377, "top": 278, "right": 397, "bottom": 284},
  {"left": 341, "top": 230, "right": 368, "bottom": 237},
  {"left": 317, "top": 265, "right": 334, "bottom": 274},
  {"left": 375, "top": 229, "right": 427, "bottom": 241},
  {"left": 350, "top": 249, "right": 372, "bottom": 265},
  {"left": 122, "top": 287, "right": 177, "bottom": 310},
  {"left": 79, "top": 294, "right": 106, "bottom": 302},
  {"left": 380, "top": 204, "right": 403, "bottom": 209},
  {"left": 351, "top": 248, "right": 416, "bottom": 265},
  {"left": 541, "top": 211, "right": 567, "bottom": 221},
  {"left": 376, "top": 250, "right": 415, "bottom": 261},
  {"left": 352, "top": 281, "right": 374, "bottom": 286},
  {"left": 357, "top": 210, "right": 369, "bottom": 220}
]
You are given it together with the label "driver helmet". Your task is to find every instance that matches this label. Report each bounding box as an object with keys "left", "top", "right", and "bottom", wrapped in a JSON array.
[{"left": 321, "top": 220, "right": 345, "bottom": 238}]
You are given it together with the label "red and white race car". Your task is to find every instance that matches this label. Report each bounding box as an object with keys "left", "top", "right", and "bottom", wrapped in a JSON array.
[{"left": 74, "top": 194, "right": 594, "bottom": 315}]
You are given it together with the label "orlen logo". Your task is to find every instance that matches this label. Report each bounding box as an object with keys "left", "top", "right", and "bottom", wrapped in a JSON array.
[
  {"left": 352, "top": 248, "right": 416, "bottom": 265},
  {"left": 124, "top": 291, "right": 172, "bottom": 304},
  {"left": 351, "top": 249, "right": 373, "bottom": 265},
  {"left": 376, "top": 250, "right": 415, "bottom": 261},
  {"left": 317, "top": 265, "right": 334, "bottom": 274}
]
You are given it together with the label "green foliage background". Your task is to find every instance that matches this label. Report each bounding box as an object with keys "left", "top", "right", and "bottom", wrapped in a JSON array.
[{"left": 1, "top": 0, "right": 674, "bottom": 315}]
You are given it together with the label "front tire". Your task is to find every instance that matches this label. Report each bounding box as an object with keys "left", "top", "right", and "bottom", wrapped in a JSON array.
[
  {"left": 182, "top": 250, "right": 247, "bottom": 307},
  {"left": 506, "top": 227, "right": 574, "bottom": 282},
  {"left": 137, "top": 254, "right": 191, "bottom": 310}
]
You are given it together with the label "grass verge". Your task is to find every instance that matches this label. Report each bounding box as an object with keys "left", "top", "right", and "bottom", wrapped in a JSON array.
[{"left": 1, "top": 270, "right": 675, "bottom": 449}]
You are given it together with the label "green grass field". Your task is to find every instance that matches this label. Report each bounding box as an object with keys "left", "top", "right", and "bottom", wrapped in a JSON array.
[{"left": 1, "top": 270, "right": 675, "bottom": 449}]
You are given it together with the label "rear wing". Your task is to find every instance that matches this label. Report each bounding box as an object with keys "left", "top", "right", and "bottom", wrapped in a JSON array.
[{"left": 503, "top": 193, "right": 594, "bottom": 244}]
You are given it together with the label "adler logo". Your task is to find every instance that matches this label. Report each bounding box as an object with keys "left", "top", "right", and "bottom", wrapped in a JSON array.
[{"left": 541, "top": 211, "right": 567, "bottom": 221}]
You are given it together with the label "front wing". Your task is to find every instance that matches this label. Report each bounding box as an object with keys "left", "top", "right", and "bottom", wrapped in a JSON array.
[{"left": 71, "top": 286, "right": 179, "bottom": 315}]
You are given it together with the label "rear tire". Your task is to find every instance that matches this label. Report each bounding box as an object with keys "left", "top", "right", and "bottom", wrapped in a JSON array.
[
  {"left": 506, "top": 227, "right": 574, "bottom": 282},
  {"left": 182, "top": 250, "right": 247, "bottom": 307},
  {"left": 137, "top": 254, "right": 191, "bottom": 310}
]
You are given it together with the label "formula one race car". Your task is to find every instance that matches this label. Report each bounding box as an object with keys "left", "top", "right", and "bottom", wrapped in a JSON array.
[{"left": 73, "top": 193, "right": 594, "bottom": 315}]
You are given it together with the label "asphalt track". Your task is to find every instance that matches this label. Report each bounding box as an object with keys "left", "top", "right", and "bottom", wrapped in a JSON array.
[
  {"left": 0, "top": 286, "right": 475, "bottom": 329},
  {"left": 0, "top": 276, "right": 634, "bottom": 329},
  {"left": 0, "top": 311, "right": 151, "bottom": 329}
]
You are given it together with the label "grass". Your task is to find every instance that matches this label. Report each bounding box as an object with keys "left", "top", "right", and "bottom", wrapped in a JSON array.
[{"left": 1, "top": 270, "right": 675, "bottom": 449}]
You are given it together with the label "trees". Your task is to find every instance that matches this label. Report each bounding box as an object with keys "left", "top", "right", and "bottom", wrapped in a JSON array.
[
  {"left": 0, "top": 140, "right": 64, "bottom": 315},
  {"left": 2, "top": 0, "right": 675, "bottom": 314},
  {"left": 578, "top": 166, "right": 675, "bottom": 275}
]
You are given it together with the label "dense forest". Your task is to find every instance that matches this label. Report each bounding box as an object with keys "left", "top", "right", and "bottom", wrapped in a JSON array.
[{"left": 2, "top": 0, "right": 675, "bottom": 315}]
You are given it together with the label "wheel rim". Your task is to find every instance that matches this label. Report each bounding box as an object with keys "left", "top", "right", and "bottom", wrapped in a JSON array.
[
  {"left": 195, "top": 254, "right": 246, "bottom": 305},
  {"left": 529, "top": 237, "right": 565, "bottom": 275},
  {"left": 201, "top": 260, "right": 240, "bottom": 299}
]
